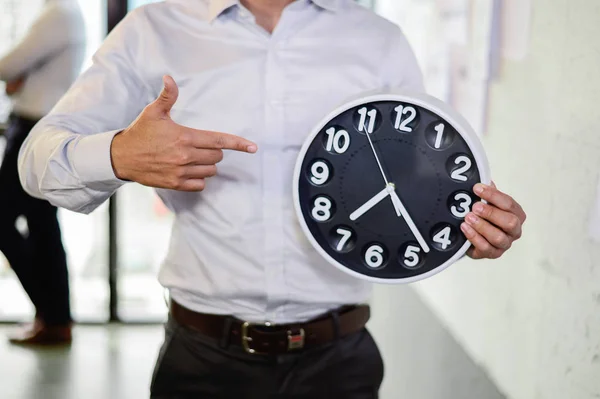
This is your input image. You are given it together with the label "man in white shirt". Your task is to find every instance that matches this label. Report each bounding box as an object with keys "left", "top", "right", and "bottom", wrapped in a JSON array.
[
  {"left": 18, "top": 0, "right": 526, "bottom": 397},
  {"left": 0, "top": 0, "right": 85, "bottom": 345}
]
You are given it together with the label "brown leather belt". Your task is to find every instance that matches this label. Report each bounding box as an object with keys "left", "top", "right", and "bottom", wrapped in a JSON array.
[{"left": 170, "top": 301, "right": 370, "bottom": 355}]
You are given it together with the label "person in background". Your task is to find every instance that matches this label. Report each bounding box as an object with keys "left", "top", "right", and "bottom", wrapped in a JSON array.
[
  {"left": 18, "top": 0, "right": 526, "bottom": 396},
  {"left": 0, "top": 0, "right": 86, "bottom": 345}
]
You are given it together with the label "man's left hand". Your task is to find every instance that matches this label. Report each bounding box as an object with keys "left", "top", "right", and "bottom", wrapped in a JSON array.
[
  {"left": 5, "top": 77, "right": 25, "bottom": 96},
  {"left": 461, "top": 182, "right": 526, "bottom": 260}
]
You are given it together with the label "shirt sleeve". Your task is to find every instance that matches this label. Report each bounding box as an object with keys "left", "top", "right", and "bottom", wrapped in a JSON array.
[
  {"left": 0, "top": 4, "right": 80, "bottom": 82},
  {"left": 18, "top": 9, "right": 151, "bottom": 214},
  {"left": 382, "top": 26, "right": 425, "bottom": 93}
]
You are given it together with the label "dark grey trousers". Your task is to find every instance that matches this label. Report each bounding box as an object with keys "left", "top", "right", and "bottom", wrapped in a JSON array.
[{"left": 150, "top": 317, "right": 384, "bottom": 399}]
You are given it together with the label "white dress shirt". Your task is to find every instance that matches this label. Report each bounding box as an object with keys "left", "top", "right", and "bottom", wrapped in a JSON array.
[
  {"left": 0, "top": 0, "right": 86, "bottom": 120},
  {"left": 18, "top": 0, "right": 424, "bottom": 323}
]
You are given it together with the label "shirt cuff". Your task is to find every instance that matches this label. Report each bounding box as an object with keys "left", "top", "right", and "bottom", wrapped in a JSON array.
[{"left": 71, "top": 130, "right": 127, "bottom": 187}]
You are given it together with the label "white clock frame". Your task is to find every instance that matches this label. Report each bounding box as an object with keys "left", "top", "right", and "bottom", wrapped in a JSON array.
[{"left": 292, "top": 89, "right": 492, "bottom": 284}]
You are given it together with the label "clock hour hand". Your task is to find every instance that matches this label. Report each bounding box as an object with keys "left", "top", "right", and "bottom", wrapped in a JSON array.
[
  {"left": 349, "top": 187, "right": 390, "bottom": 221},
  {"left": 389, "top": 188, "right": 431, "bottom": 254}
]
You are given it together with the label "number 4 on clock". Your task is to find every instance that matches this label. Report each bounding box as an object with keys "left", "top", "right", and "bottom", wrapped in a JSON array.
[{"left": 433, "top": 226, "right": 452, "bottom": 250}]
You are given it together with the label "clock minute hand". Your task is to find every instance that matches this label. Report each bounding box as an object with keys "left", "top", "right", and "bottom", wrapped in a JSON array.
[
  {"left": 389, "top": 189, "right": 431, "bottom": 254},
  {"left": 387, "top": 184, "right": 402, "bottom": 217},
  {"left": 349, "top": 187, "right": 390, "bottom": 221}
]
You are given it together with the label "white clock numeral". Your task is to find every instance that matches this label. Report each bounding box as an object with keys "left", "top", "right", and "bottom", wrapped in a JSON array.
[
  {"left": 403, "top": 245, "right": 421, "bottom": 268},
  {"left": 325, "top": 127, "right": 351, "bottom": 154},
  {"left": 365, "top": 245, "right": 385, "bottom": 269},
  {"left": 310, "top": 161, "right": 330, "bottom": 185},
  {"left": 433, "top": 227, "right": 452, "bottom": 250},
  {"left": 451, "top": 193, "right": 472, "bottom": 218},
  {"left": 451, "top": 156, "right": 472, "bottom": 182},
  {"left": 394, "top": 105, "right": 417, "bottom": 132},
  {"left": 335, "top": 228, "right": 353, "bottom": 252},
  {"left": 357, "top": 107, "right": 378, "bottom": 134},
  {"left": 312, "top": 196, "right": 332, "bottom": 222},
  {"left": 434, "top": 123, "right": 445, "bottom": 149}
]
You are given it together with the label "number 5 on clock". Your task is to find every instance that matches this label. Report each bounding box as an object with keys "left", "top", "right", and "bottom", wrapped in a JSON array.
[{"left": 403, "top": 245, "right": 421, "bottom": 268}]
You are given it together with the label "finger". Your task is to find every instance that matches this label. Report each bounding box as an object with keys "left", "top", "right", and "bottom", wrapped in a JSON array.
[
  {"left": 465, "top": 212, "right": 512, "bottom": 251},
  {"left": 175, "top": 179, "right": 206, "bottom": 192},
  {"left": 187, "top": 128, "right": 258, "bottom": 153},
  {"left": 184, "top": 148, "right": 224, "bottom": 165},
  {"left": 473, "top": 183, "right": 526, "bottom": 222},
  {"left": 181, "top": 165, "right": 218, "bottom": 179},
  {"left": 151, "top": 75, "right": 179, "bottom": 117},
  {"left": 472, "top": 201, "right": 522, "bottom": 238},
  {"left": 461, "top": 223, "right": 503, "bottom": 259}
]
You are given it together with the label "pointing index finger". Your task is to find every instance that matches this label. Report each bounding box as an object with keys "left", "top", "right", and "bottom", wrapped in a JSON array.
[{"left": 187, "top": 127, "right": 258, "bottom": 153}]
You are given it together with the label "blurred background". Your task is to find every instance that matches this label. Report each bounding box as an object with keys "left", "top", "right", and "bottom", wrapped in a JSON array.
[{"left": 1, "top": 0, "right": 599, "bottom": 398}]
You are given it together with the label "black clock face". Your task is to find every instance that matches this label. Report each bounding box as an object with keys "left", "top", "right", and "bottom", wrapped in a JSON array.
[{"left": 295, "top": 98, "right": 486, "bottom": 282}]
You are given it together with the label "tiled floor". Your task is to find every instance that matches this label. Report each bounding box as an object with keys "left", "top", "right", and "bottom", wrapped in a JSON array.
[{"left": 0, "top": 288, "right": 505, "bottom": 399}]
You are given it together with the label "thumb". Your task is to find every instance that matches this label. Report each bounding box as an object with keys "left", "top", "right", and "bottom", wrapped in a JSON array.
[{"left": 153, "top": 75, "right": 179, "bottom": 116}]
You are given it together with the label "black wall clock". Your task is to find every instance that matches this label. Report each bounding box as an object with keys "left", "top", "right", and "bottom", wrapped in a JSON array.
[{"left": 293, "top": 91, "right": 491, "bottom": 283}]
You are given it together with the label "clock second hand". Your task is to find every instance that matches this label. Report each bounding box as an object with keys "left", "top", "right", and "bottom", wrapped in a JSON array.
[{"left": 364, "top": 126, "right": 390, "bottom": 186}]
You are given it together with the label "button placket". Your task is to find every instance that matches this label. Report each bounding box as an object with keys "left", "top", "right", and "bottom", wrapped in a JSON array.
[{"left": 262, "top": 42, "right": 287, "bottom": 321}]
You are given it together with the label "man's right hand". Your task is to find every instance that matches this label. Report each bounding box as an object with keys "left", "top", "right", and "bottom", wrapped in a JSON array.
[{"left": 110, "top": 75, "right": 257, "bottom": 191}]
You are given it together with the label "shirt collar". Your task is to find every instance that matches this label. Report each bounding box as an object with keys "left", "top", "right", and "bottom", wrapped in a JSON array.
[
  {"left": 208, "top": 0, "right": 238, "bottom": 21},
  {"left": 207, "top": 0, "right": 340, "bottom": 22},
  {"left": 311, "top": 0, "right": 340, "bottom": 12}
]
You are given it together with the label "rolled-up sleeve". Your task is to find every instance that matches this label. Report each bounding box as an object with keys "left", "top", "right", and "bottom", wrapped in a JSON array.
[{"left": 18, "top": 9, "right": 151, "bottom": 214}]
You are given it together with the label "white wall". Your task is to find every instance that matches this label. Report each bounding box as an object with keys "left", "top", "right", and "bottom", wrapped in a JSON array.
[{"left": 375, "top": 0, "right": 600, "bottom": 398}]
